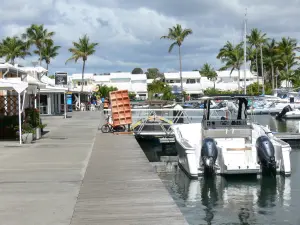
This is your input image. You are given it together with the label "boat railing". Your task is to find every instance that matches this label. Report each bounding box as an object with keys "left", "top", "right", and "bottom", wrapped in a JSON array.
[
  {"left": 130, "top": 108, "right": 231, "bottom": 124},
  {"left": 202, "top": 119, "right": 251, "bottom": 129},
  {"left": 103, "top": 108, "right": 232, "bottom": 137}
]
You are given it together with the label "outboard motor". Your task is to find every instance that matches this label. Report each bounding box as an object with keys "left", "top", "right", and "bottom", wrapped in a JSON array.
[
  {"left": 256, "top": 136, "right": 276, "bottom": 175},
  {"left": 201, "top": 138, "right": 218, "bottom": 174},
  {"left": 276, "top": 105, "right": 292, "bottom": 120}
]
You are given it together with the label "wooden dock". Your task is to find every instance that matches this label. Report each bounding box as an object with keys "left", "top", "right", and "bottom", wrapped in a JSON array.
[{"left": 70, "top": 132, "right": 187, "bottom": 225}]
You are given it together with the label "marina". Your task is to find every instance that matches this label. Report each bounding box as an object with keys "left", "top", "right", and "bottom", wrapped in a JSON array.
[{"left": 1, "top": 1, "right": 300, "bottom": 224}]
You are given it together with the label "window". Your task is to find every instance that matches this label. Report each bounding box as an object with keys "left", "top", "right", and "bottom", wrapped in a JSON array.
[
  {"left": 77, "top": 81, "right": 87, "bottom": 86},
  {"left": 186, "top": 79, "right": 196, "bottom": 84}
]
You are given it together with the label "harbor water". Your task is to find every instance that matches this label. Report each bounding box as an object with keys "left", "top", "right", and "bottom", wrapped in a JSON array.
[{"left": 137, "top": 115, "right": 300, "bottom": 225}]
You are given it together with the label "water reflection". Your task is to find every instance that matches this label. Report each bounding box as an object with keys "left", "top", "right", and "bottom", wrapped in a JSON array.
[{"left": 162, "top": 169, "right": 291, "bottom": 225}]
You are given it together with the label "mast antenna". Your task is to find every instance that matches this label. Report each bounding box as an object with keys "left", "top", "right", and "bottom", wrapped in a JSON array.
[{"left": 243, "top": 8, "right": 247, "bottom": 94}]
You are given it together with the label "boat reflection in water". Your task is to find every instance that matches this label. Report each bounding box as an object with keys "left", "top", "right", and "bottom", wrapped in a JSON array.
[{"left": 168, "top": 169, "right": 291, "bottom": 225}]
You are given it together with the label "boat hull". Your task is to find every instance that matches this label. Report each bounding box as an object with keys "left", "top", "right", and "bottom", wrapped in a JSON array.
[{"left": 175, "top": 140, "right": 199, "bottom": 178}]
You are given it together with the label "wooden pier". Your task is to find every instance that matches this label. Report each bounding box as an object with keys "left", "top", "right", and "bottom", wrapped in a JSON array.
[{"left": 70, "top": 132, "right": 187, "bottom": 225}]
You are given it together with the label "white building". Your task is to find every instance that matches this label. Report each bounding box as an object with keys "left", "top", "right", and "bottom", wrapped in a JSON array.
[
  {"left": 214, "top": 70, "right": 257, "bottom": 91},
  {"left": 72, "top": 72, "right": 148, "bottom": 100},
  {"left": 69, "top": 73, "right": 94, "bottom": 93},
  {"left": 164, "top": 71, "right": 202, "bottom": 95}
]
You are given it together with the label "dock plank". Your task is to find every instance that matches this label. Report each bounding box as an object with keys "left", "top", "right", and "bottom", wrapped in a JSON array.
[{"left": 70, "top": 133, "right": 187, "bottom": 225}]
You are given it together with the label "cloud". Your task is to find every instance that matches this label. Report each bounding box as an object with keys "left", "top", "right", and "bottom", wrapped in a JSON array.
[{"left": 1, "top": 0, "right": 300, "bottom": 74}]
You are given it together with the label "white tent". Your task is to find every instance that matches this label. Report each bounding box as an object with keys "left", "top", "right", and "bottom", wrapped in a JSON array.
[{"left": 0, "top": 79, "right": 28, "bottom": 144}]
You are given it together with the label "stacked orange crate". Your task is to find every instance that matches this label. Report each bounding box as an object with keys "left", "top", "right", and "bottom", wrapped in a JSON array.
[{"left": 109, "top": 90, "right": 132, "bottom": 126}]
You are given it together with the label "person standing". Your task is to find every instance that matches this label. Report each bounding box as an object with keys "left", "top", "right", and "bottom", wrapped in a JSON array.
[{"left": 103, "top": 97, "right": 109, "bottom": 115}]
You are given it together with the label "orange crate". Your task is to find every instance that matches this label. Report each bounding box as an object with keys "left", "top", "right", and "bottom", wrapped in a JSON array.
[{"left": 109, "top": 90, "right": 132, "bottom": 126}]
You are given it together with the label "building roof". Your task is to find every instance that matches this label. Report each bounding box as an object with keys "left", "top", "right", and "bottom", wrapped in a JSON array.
[
  {"left": 41, "top": 75, "right": 55, "bottom": 86},
  {"left": 216, "top": 70, "right": 255, "bottom": 78},
  {"left": 131, "top": 74, "right": 147, "bottom": 80},
  {"left": 21, "top": 66, "right": 48, "bottom": 74},
  {"left": 110, "top": 72, "right": 132, "bottom": 79},
  {"left": 71, "top": 73, "right": 94, "bottom": 80},
  {"left": 164, "top": 71, "right": 201, "bottom": 79},
  {"left": 0, "top": 63, "right": 27, "bottom": 74},
  {"left": 94, "top": 75, "right": 110, "bottom": 82}
]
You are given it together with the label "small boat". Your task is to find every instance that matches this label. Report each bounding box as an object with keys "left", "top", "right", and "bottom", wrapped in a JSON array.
[
  {"left": 172, "top": 95, "right": 292, "bottom": 178},
  {"left": 132, "top": 104, "right": 149, "bottom": 109},
  {"left": 276, "top": 105, "right": 300, "bottom": 119}
]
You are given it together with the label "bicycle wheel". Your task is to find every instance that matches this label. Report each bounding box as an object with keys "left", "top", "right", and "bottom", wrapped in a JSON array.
[
  {"left": 114, "top": 125, "right": 126, "bottom": 132},
  {"left": 101, "top": 124, "right": 111, "bottom": 133}
]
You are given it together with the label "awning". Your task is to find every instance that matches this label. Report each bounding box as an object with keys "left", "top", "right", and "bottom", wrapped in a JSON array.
[
  {"left": 40, "top": 85, "right": 68, "bottom": 93},
  {"left": 0, "top": 79, "right": 28, "bottom": 93},
  {"left": 26, "top": 75, "right": 46, "bottom": 88},
  {"left": 0, "top": 78, "right": 28, "bottom": 145}
]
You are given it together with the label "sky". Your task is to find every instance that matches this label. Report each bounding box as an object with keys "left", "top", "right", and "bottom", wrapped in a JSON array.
[{"left": 1, "top": 0, "right": 300, "bottom": 75}]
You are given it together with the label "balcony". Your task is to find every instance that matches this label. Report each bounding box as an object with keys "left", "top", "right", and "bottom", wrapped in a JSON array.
[{"left": 169, "top": 83, "right": 202, "bottom": 94}]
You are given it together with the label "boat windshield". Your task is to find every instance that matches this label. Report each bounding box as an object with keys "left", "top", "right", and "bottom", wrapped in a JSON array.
[{"left": 201, "top": 96, "right": 252, "bottom": 129}]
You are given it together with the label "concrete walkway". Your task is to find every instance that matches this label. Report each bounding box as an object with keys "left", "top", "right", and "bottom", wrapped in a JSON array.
[
  {"left": 0, "top": 112, "right": 186, "bottom": 225},
  {"left": 0, "top": 112, "right": 101, "bottom": 225}
]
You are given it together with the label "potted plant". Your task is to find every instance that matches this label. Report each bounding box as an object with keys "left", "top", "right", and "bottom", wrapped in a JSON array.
[
  {"left": 15, "top": 123, "right": 35, "bottom": 144},
  {"left": 36, "top": 123, "right": 47, "bottom": 139}
]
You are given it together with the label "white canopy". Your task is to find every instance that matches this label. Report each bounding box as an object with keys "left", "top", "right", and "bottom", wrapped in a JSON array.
[
  {"left": 26, "top": 75, "right": 46, "bottom": 88},
  {"left": 0, "top": 79, "right": 28, "bottom": 144},
  {"left": 0, "top": 79, "right": 28, "bottom": 93}
]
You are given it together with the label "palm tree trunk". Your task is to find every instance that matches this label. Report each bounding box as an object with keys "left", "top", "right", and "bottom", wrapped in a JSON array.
[
  {"left": 238, "top": 69, "right": 240, "bottom": 93},
  {"left": 255, "top": 51, "right": 259, "bottom": 85},
  {"left": 81, "top": 60, "right": 86, "bottom": 93},
  {"left": 39, "top": 50, "right": 42, "bottom": 66},
  {"left": 46, "top": 63, "right": 49, "bottom": 76},
  {"left": 79, "top": 60, "right": 86, "bottom": 107},
  {"left": 271, "top": 63, "right": 274, "bottom": 90},
  {"left": 286, "top": 61, "right": 289, "bottom": 88},
  {"left": 260, "top": 45, "right": 265, "bottom": 95},
  {"left": 178, "top": 45, "right": 184, "bottom": 103}
]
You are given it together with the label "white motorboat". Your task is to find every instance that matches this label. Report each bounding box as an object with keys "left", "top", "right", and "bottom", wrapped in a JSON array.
[
  {"left": 276, "top": 105, "right": 300, "bottom": 119},
  {"left": 172, "top": 95, "right": 292, "bottom": 178},
  {"left": 247, "top": 100, "right": 300, "bottom": 115}
]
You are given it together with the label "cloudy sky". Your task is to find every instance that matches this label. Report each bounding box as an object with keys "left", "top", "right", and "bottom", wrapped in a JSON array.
[{"left": 1, "top": 0, "right": 299, "bottom": 75}]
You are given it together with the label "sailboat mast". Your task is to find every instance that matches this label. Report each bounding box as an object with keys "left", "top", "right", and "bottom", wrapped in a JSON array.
[{"left": 243, "top": 8, "right": 247, "bottom": 95}]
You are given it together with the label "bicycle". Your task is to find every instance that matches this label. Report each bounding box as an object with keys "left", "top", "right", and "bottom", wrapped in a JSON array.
[{"left": 100, "top": 115, "right": 126, "bottom": 133}]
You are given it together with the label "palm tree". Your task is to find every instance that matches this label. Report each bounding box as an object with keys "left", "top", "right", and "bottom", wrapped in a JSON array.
[
  {"left": 22, "top": 24, "right": 55, "bottom": 65},
  {"left": 161, "top": 24, "right": 193, "bottom": 102},
  {"left": 36, "top": 40, "right": 60, "bottom": 74},
  {"left": 217, "top": 41, "right": 234, "bottom": 60},
  {"left": 65, "top": 34, "right": 98, "bottom": 93},
  {"left": 0, "top": 36, "right": 30, "bottom": 64},
  {"left": 217, "top": 42, "right": 244, "bottom": 92},
  {"left": 200, "top": 63, "right": 218, "bottom": 89},
  {"left": 263, "top": 39, "right": 278, "bottom": 90},
  {"left": 246, "top": 46, "right": 256, "bottom": 72},
  {"left": 247, "top": 29, "right": 267, "bottom": 87},
  {"left": 277, "top": 37, "right": 300, "bottom": 72}
]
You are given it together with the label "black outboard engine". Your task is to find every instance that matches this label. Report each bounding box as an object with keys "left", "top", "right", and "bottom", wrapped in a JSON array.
[
  {"left": 201, "top": 138, "right": 218, "bottom": 174},
  {"left": 276, "top": 105, "right": 292, "bottom": 120},
  {"left": 256, "top": 136, "right": 276, "bottom": 175}
]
